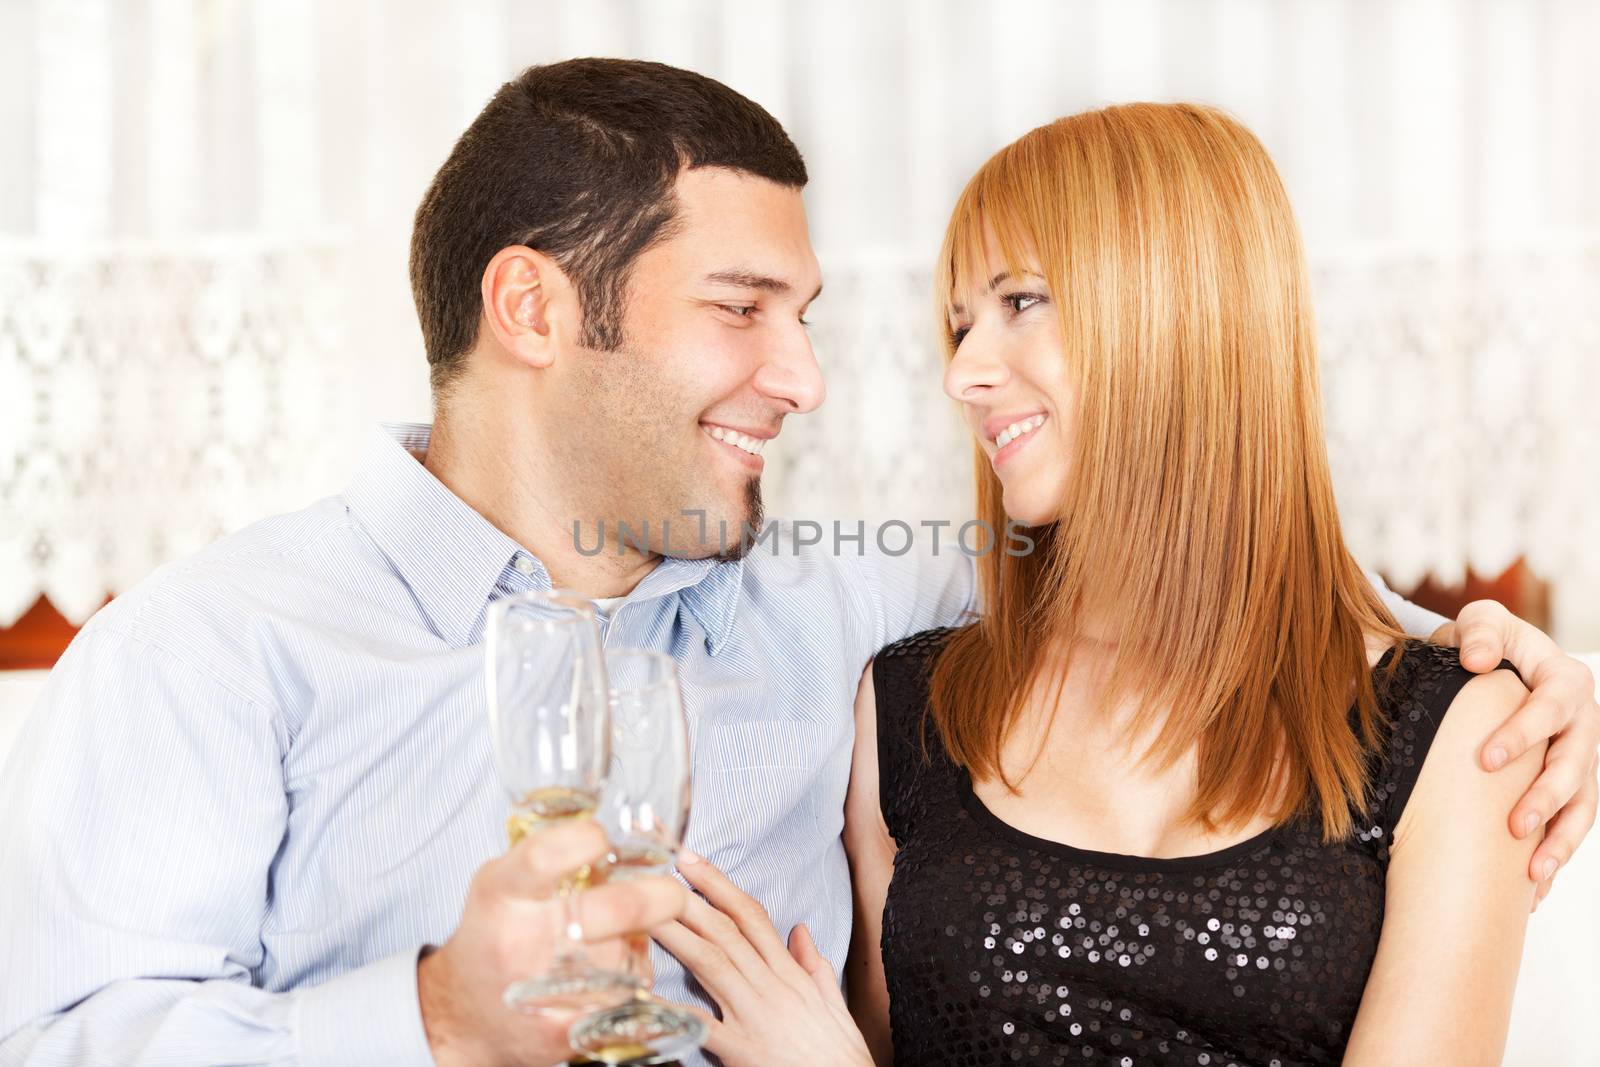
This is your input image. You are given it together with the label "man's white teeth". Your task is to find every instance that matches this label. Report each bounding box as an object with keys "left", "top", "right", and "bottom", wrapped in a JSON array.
[
  {"left": 705, "top": 426, "right": 766, "bottom": 456},
  {"left": 995, "top": 415, "right": 1045, "bottom": 449}
]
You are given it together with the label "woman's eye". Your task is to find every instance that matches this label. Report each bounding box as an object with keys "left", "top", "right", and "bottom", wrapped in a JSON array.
[
  {"left": 950, "top": 326, "right": 971, "bottom": 347},
  {"left": 1004, "top": 293, "right": 1043, "bottom": 314}
]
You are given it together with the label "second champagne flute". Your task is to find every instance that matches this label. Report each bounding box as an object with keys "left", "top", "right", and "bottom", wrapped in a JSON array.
[{"left": 568, "top": 648, "right": 707, "bottom": 1065}]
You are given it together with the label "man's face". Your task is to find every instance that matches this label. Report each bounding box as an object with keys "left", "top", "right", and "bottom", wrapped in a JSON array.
[{"left": 553, "top": 167, "right": 824, "bottom": 559}]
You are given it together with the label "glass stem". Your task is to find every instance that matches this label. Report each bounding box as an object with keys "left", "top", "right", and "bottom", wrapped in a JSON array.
[
  {"left": 553, "top": 863, "right": 592, "bottom": 967},
  {"left": 626, "top": 931, "right": 652, "bottom": 996}
]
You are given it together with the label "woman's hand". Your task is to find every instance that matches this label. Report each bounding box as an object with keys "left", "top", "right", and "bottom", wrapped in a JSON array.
[
  {"left": 1433, "top": 599, "right": 1600, "bottom": 904},
  {"left": 652, "top": 849, "right": 875, "bottom": 1067}
]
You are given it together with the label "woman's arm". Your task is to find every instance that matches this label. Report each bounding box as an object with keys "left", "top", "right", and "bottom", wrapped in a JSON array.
[
  {"left": 1343, "top": 668, "right": 1544, "bottom": 1066},
  {"left": 843, "top": 661, "right": 897, "bottom": 1065},
  {"left": 651, "top": 851, "right": 873, "bottom": 1067},
  {"left": 644, "top": 663, "right": 892, "bottom": 1067}
]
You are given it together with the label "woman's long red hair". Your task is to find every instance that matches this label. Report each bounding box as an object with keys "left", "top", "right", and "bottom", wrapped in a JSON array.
[{"left": 929, "top": 103, "right": 1403, "bottom": 840}]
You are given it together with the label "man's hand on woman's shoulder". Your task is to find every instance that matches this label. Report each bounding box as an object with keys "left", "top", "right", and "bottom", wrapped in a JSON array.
[{"left": 1430, "top": 598, "right": 1600, "bottom": 907}]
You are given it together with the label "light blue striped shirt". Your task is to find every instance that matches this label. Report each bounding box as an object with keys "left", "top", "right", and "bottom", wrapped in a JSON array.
[{"left": 0, "top": 424, "right": 979, "bottom": 1067}]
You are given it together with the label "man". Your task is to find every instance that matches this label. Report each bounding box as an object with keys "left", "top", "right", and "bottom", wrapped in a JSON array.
[{"left": 1, "top": 58, "right": 1595, "bottom": 1067}]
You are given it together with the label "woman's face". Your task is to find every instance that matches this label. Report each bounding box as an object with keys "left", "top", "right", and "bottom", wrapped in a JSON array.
[{"left": 942, "top": 230, "right": 1076, "bottom": 527}]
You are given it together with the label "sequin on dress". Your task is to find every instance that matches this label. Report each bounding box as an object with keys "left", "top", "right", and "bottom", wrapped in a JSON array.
[{"left": 874, "top": 630, "right": 1495, "bottom": 1067}]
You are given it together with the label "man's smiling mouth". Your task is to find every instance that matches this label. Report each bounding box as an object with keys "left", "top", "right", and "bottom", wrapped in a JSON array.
[{"left": 700, "top": 422, "right": 772, "bottom": 457}]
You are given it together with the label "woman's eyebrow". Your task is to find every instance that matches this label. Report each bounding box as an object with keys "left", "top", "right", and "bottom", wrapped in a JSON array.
[
  {"left": 951, "top": 269, "right": 1046, "bottom": 315},
  {"left": 985, "top": 269, "right": 1046, "bottom": 293}
]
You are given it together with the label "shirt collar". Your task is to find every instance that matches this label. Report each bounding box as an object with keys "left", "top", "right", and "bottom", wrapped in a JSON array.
[
  {"left": 344, "top": 423, "right": 536, "bottom": 647},
  {"left": 638, "top": 552, "right": 744, "bottom": 655},
  {"left": 343, "top": 423, "right": 744, "bottom": 653}
]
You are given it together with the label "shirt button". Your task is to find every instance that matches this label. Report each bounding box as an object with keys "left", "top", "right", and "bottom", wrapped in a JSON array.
[{"left": 513, "top": 556, "right": 536, "bottom": 576}]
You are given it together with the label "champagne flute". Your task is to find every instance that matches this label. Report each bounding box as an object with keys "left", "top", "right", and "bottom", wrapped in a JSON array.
[
  {"left": 568, "top": 649, "right": 707, "bottom": 1065},
  {"left": 485, "top": 589, "right": 639, "bottom": 1013}
]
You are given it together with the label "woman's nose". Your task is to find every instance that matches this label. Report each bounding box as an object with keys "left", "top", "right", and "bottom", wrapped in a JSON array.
[{"left": 943, "top": 327, "right": 1009, "bottom": 402}]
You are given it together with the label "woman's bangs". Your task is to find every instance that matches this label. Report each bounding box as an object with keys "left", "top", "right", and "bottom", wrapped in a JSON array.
[{"left": 939, "top": 168, "right": 1036, "bottom": 351}]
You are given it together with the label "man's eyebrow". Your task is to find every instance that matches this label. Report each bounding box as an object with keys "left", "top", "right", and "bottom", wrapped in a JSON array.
[
  {"left": 704, "top": 270, "right": 824, "bottom": 304},
  {"left": 704, "top": 269, "right": 789, "bottom": 292}
]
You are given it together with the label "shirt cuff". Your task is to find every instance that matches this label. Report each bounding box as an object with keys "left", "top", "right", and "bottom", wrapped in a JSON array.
[
  {"left": 1366, "top": 569, "right": 1450, "bottom": 639},
  {"left": 1388, "top": 596, "right": 1450, "bottom": 639},
  {"left": 296, "top": 947, "right": 436, "bottom": 1067}
]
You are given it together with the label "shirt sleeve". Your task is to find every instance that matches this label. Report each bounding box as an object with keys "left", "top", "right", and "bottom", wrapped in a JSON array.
[
  {"left": 0, "top": 626, "right": 435, "bottom": 1067},
  {"left": 856, "top": 534, "right": 978, "bottom": 653},
  {"left": 1365, "top": 569, "right": 1449, "bottom": 638}
]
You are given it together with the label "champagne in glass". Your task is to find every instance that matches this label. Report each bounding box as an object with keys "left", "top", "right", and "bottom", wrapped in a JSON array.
[
  {"left": 486, "top": 589, "right": 638, "bottom": 1012},
  {"left": 507, "top": 786, "right": 602, "bottom": 845},
  {"left": 569, "top": 649, "right": 707, "bottom": 1065}
]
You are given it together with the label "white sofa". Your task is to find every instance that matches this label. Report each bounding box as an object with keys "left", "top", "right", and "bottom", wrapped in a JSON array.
[{"left": 1, "top": 666, "right": 1596, "bottom": 1063}]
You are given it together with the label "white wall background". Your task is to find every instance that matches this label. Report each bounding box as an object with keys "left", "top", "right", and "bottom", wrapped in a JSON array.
[
  {"left": 0, "top": 2, "right": 1598, "bottom": 1062},
  {"left": 2, "top": 0, "right": 1597, "bottom": 640}
]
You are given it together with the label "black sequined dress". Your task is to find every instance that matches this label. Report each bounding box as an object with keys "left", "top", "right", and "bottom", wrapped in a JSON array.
[{"left": 873, "top": 630, "right": 1486, "bottom": 1067}]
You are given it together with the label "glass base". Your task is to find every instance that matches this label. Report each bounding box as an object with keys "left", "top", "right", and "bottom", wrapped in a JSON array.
[
  {"left": 568, "top": 999, "right": 708, "bottom": 1065},
  {"left": 503, "top": 966, "right": 641, "bottom": 1016}
]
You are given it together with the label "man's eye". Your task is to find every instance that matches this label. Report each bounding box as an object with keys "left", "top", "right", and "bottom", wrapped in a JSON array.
[{"left": 719, "top": 305, "right": 756, "bottom": 318}]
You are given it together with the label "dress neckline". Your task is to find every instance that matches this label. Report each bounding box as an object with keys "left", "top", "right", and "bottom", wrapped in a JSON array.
[{"left": 957, "top": 770, "right": 1289, "bottom": 873}]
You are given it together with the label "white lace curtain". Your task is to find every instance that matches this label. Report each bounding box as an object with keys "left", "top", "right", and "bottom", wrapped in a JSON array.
[{"left": 2, "top": 0, "right": 1597, "bottom": 644}]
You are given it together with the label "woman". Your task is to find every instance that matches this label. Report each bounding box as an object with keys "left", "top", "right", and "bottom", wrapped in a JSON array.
[{"left": 660, "top": 103, "right": 1542, "bottom": 1066}]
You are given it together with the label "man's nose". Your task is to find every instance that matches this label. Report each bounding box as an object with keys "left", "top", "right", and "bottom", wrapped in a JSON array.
[{"left": 753, "top": 327, "right": 826, "bottom": 414}]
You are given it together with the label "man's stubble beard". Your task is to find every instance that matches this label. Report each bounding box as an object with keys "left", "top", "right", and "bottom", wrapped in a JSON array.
[
  {"left": 709, "top": 476, "right": 764, "bottom": 562},
  {"left": 579, "top": 324, "right": 765, "bottom": 563}
]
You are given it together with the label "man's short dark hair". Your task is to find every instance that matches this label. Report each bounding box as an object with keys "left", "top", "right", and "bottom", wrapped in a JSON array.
[{"left": 409, "top": 57, "right": 808, "bottom": 393}]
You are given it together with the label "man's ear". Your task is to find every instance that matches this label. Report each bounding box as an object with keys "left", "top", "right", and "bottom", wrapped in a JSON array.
[{"left": 480, "top": 246, "right": 579, "bottom": 369}]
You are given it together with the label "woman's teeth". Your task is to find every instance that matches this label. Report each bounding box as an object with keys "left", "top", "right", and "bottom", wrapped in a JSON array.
[
  {"left": 995, "top": 415, "right": 1045, "bottom": 449},
  {"left": 704, "top": 425, "right": 766, "bottom": 456}
]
